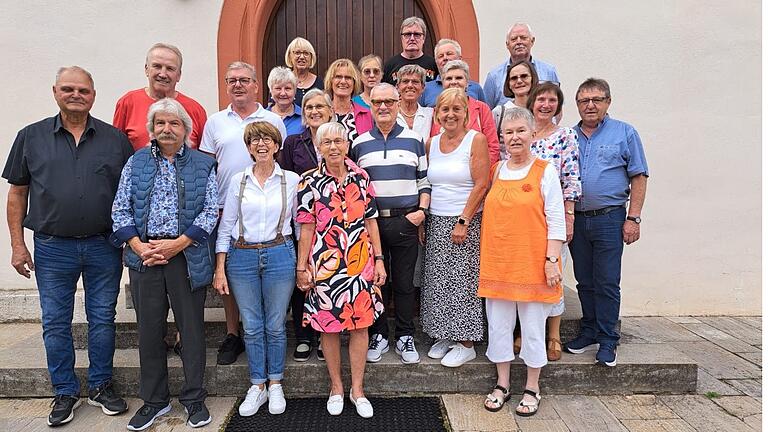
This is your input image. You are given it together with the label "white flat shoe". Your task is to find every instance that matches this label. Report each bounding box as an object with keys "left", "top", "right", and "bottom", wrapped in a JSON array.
[
  {"left": 326, "top": 394, "right": 344, "bottom": 416},
  {"left": 349, "top": 394, "right": 373, "bottom": 418}
]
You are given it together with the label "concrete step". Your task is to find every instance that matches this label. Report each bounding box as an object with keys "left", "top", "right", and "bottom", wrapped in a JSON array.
[{"left": 0, "top": 327, "right": 697, "bottom": 398}]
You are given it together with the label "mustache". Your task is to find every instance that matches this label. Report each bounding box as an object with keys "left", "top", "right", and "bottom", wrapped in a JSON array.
[{"left": 157, "top": 132, "right": 178, "bottom": 140}]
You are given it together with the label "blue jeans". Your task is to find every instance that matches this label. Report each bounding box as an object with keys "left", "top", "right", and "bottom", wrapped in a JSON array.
[
  {"left": 225, "top": 240, "right": 295, "bottom": 383},
  {"left": 568, "top": 207, "right": 625, "bottom": 346},
  {"left": 33, "top": 233, "right": 122, "bottom": 396}
]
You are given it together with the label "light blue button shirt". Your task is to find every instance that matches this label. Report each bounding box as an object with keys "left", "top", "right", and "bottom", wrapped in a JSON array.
[
  {"left": 483, "top": 57, "right": 559, "bottom": 109},
  {"left": 573, "top": 115, "right": 649, "bottom": 211}
]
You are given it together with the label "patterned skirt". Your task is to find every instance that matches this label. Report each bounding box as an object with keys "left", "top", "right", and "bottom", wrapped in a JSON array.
[{"left": 420, "top": 213, "right": 484, "bottom": 341}]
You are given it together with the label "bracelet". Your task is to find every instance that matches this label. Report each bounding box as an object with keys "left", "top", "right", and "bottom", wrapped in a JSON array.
[
  {"left": 296, "top": 268, "right": 306, "bottom": 272},
  {"left": 374, "top": 255, "right": 385, "bottom": 261}
]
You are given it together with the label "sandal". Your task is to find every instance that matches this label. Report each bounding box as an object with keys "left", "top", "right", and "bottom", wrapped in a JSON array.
[
  {"left": 513, "top": 335, "right": 521, "bottom": 355},
  {"left": 547, "top": 338, "right": 562, "bottom": 361},
  {"left": 483, "top": 385, "right": 512, "bottom": 412},
  {"left": 515, "top": 389, "right": 541, "bottom": 417}
]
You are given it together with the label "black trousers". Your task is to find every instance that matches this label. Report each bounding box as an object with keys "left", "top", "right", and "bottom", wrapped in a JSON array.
[
  {"left": 370, "top": 215, "right": 419, "bottom": 339},
  {"left": 130, "top": 253, "right": 207, "bottom": 408}
]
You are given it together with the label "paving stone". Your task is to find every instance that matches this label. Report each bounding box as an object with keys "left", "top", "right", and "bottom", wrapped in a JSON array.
[
  {"left": 743, "top": 413, "right": 762, "bottom": 431},
  {"left": 737, "top": 351, "right": 762, "bottom": 368},
  {"left": 696, "top": 369, "right": 743, "bottom": 396},
  {"left": 673, "top": 341, "right": 761, "bottom": 379},
  {"left": 724, "top": 379, "right": 762, "bottom": 398},
  {"left": 518, "top": 419, "right": 570, "bottom": 432},
  {"left": 0, "top": 398, "right": 51, "bottom": 418},
  {"left": 697, "top": 317, "right": 762, "bottom": 345},
  {"left": 711, "top": 395, "right": 762, "bottom": 420},
  {"left": 681, "top": 323, "right": 760, "bottom": 353},
  {"left": 621, "top": 317, "right": 702, "bottom": 343},
  {"left": 660, "top": 395, "right": 755, "bottom": 432},
  {"left": 0, "top": 418, "right": 34, "bottom": 432},
  {"left": 666, "top": 317, "right": 702, "bottom": 324},
  {"left": 620, "top": 419, "right": 696, "bottom": 432},
  {"left": 550, "top": 395, "right": 628, "bottom": 432},
  {"left": 733, "top": 316, "right": 762, "bottom": 331},
  {"left": 441, "top": 394, "right": 518, "bottom": 432},
  {"left": 599, "top": 395, "right": 679, "bottom": 420}
]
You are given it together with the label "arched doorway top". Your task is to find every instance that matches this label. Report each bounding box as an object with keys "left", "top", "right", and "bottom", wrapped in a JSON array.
[{"left": 216, "top": 0, "right": 480, "bottom": 109}]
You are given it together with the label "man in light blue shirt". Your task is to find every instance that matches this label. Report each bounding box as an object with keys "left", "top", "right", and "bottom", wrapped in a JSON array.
[
  {"left": 420, "top": 39, "right": 486, "bottom": 107},
  {"left": 483, "top": 23, "right": 559, "bottom": 109},
  {"left": 564, "top": 78, "right": 649, "bottom": 368}
]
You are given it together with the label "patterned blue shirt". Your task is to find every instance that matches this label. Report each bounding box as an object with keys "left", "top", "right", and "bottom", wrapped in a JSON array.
[
  {"left": 573, "top": 115, "right": 649, "bottom": 212},
  {"left": 483, "top": 57, "right": 559, "bottom": 109},
  {"left": 112, "top": 144, "right": 219, "bottom": 242}
]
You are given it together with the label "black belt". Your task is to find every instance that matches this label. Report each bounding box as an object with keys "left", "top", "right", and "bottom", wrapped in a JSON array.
[
  {"left": 233, "top": 234, "right": 293, "bottom": 249},
  {"left": 378, "top": 207, "right": 418, "bottom": 218},
  {"left": 575, "top": 205, "right": 624, "bottom": 217},
  {"left": 38, "top": 232, "right": 107, "bottom": 239}
]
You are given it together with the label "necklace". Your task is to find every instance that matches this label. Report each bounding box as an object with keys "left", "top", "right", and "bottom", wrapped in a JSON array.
[
  {"left": 534, "top": 124, "right": 556, "bottom": 138},
  {"left": 400, "top": 108, "right": 417, "bottom": 118}
]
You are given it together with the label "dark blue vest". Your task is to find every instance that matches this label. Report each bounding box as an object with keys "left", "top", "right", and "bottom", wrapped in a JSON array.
[{"left": 123, "top": 145, "right": 216, "bottom": 291}]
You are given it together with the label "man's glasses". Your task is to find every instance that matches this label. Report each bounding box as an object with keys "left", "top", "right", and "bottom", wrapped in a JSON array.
[
  {"left": 401, "top": 32, "right": 424, "bottom": 39},
  {"left": 576, "top": 97, "right": 609, "bottom": 106},
  {"left": 370, "top": 98, "right": 399, "bottom": 108},
  {"left": 225, "top": 77, "right": 253, "bottom": 86}
]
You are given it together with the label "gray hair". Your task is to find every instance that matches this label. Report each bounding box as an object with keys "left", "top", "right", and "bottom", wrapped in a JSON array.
[
  {"left": 401, "top": 16, "right": 427, "bottom": 34},
  {"left": 301, "top": 88, "right": 333, "bottom": 126},
  {"left": 370, "top": 82, "right": 400, "bottom": 99},
  {"left": 55, "top": 66, "right": 94, "bottom": 87},
  {"left": 146, "top": 98, "right": 193, "bottom": 146},
  {"left": 226, "top": 61, "right": 258, "bottom": 81},
  {"left": 396, "top": 64, "right": 427, "bottom": 86},
  {"left": 442, "top": 60, "right": 469, "bottom": 79},
  {"left": 507, "top": 22, "right": 534, "bottom": 38},
  {"left": 267, "top": 66, "right": 297, "bottom": 89},
  {"left": 146, "top": 43, "right": 183, "bottom": 69},
  {"left": 358, "top": 54, "right": 382, "bottom": 71},
  {"left": 434, "top": 38, "right": 462, "bottom": 58},
  {"left": 576, "top": 77, "right": 612, "bottom": 100},
  {"left": 501, "top": 106, "right": 535, "bottom": 130},
  {"left": 314, "top": 122, "right": 348, "bottom": 147}
]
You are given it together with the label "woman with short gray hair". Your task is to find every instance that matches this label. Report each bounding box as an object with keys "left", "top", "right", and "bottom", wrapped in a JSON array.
[
  {"left": 267, "top": 67, "right": 304, "bottom": 136},
  {"left": 396, "top": 64, "right": 433, "bottom": 142}
]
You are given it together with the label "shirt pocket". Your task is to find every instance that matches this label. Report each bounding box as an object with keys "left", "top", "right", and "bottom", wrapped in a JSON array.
[{"left": 597, "top": 144, "right": 622, "bottom": 166}]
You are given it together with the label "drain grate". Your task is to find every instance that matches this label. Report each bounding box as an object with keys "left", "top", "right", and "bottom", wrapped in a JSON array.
[{"left": 224, "top": 396, "right": 447, "bottom": 431}]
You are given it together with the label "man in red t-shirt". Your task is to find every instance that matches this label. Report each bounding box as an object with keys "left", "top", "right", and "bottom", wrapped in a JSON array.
[{"left": 113, "top": 43, "right": 207, "bottom": 150}]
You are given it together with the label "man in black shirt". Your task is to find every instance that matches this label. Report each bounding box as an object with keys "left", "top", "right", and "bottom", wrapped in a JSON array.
[
  {"left": 382, "top": 16, "right": 439, "bottom": 85},
  {"left": 3, "top": 66, "right": 134, "bottom": 427}
]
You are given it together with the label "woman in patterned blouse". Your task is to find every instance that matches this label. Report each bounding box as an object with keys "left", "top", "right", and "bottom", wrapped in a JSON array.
[
  {"left": 295, "top": 122, "right": 386, "bottom": 418},
  {"left": 527, "top": 81, "right": 582, "bottom": 361}
]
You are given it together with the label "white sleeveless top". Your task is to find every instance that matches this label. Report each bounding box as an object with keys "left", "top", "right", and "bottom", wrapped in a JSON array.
[{"left": 427, "top": 130, "right": 479, "bottom": 216}]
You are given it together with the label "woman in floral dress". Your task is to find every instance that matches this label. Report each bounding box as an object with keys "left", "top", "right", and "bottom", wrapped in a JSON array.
[{"left": 295, "top": 122, "right": 386, "bottom": 418}]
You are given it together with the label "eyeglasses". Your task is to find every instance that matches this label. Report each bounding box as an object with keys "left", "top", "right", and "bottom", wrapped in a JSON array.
[
  {"left": 333, "top": 75, "right": 354, "bottom": 81},
  {"left": 249, "top": 136, "right": 274, "bottom": 145},
  {"left": 509, "top": 73, "right": 530, "bottom": 82},
  {"left": 398, "top": 78, "right": 422, "bottom": 86},
  {"left": 401, "top": 32, "right": 424, "bottom": 39},
  {"left": 370, "top": 98, "right": 399, "bottom": 107},
  {"left": 292, "top": 50, "right": 311, "bottom": 58},
  {"left": 576, "top": 97, "right": 609, "bottom": 106},
  {"left": 304, "top": 104, "right": 328, "bottom": 112},
  {"left": 225, "top": 77, "right": 253, "bottom": 86},
  {"left": 362, "top": 68, "right": 381, "bottom": 76},
  {"left": 319, "top": 138, "right": 347, "bottom": 147}
]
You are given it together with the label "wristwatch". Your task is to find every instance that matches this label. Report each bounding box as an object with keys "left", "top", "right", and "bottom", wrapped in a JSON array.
[
  {"left": 418, "top": 206, "right": 430, "bottom": 216},
  {"left": 565, "top": 209, "right": 575, "bottom": 215},
  {"left": 545, "top": 256, "right": 559, "bottom": 263},
  {"left": 457, "top": 216, "right": 469, "bottom": 226},
  {"left": 374, "top": 255, "right": 385, "bottom": 262},
  {"left": 626, "top": 216, "right": 642, "bottom": 224}
]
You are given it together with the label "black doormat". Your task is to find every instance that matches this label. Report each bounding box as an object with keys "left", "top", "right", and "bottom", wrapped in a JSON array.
[{"left": 224, "top": 397, "right": 448, "bottom": 431}]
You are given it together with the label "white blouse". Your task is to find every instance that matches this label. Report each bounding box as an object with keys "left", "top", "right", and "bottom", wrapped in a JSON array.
[{"left": 397, "top": 105, "right": 434, "bottom": 143}]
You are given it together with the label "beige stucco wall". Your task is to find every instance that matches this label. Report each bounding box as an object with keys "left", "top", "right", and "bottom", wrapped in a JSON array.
[{"left": 0, "top": 1, "right": 760, "bottom": 315}]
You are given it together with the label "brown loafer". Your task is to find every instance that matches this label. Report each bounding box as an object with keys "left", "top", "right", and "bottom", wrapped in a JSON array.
[{"left": 547, "top": 338, "right": 561, "bottom": 361}]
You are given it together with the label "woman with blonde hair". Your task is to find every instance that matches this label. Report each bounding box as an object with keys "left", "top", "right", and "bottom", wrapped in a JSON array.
[
  {"left": 285, "top": 37, "right": 323, "bottom": 105},
  {"left": 324, "top": 59, "right": 373, "bottom": 141},
  {"left": 352, "top": 54, "right": 383, "bottom": 109}
]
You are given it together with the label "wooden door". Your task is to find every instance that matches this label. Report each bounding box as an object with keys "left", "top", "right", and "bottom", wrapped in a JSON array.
[{"left": 261, "top": 0, "right": 436, "bottom": 103}]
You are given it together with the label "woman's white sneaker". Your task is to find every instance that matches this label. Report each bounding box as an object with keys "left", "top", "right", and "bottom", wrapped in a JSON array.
[
  {"left": 239, "top": 385, "right": 267, "bottom": 417},
  {"left": 268, "top": 383, "right": 286, "bottom": 414},
  {"left": 428, "top": 339, "right": 453, "bottom": 359},
  {"left": 440, "top": 344, "right": 476, "bottom": 367}
]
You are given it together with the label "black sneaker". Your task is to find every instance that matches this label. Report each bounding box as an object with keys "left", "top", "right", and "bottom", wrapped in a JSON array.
[
  {"left": 127, "top": 403, "right": 171, "bottom": 431},
  {"left": 293, "top": 341, "right": 312, "bottom": 362},
  {"left": 47, "top": 394, "right": 81, "bottom": 426},
  {"left": 87, "top": 381, "right": 128, "bottom": 415},
  {"left": 217, "top": 333, "right": 245, "bottom": 365},
  {"left": 185, "top": 401, "right": 212, "bottom": 428}
]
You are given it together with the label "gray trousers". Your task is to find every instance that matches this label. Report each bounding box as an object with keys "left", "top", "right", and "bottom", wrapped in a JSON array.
[{"left": 129, "top": 253, "right": 207, "bottom": 408}]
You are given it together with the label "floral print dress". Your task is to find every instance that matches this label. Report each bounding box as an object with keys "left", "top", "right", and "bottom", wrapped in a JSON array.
[{"left": 296, "top": 158, "right": 384, "bottom": 333}]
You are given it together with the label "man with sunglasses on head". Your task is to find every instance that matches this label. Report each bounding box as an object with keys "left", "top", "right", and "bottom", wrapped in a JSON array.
[
  {"left": 564, "top": 78, "right": 649, "bottom": 368},
  {"left": 114, "top": 42, "right": 208, "bottom": 150},
  {"left": 199, "top": 61, "right": 287, "bottom": 366},
  {"left": 382, "top": 16, "right": 439, "bottom": 85},
  {"left": 483, "top": 23, "right": 560, "bottom": 109},
  {"left": 350, "top": 83, "right": 430, "bottom": 366}
]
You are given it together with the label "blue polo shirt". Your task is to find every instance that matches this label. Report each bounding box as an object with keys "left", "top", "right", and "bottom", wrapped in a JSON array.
[
  {"left": 419, "top": 76, "right": 487, "bottom": 107},
  {"left": 483, "top": 57, "right": 559, "bottom": 109},
  {"left": 574, "top": 115, "right": 649, "bottom": 212},
  {"left": 269, "top": 104, "right": 304, "bottom": 137}
]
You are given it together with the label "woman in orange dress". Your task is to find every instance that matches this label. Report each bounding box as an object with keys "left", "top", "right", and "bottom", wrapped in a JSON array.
[{"left": 478, "top": 106, "right": 565, "bottom": 417}]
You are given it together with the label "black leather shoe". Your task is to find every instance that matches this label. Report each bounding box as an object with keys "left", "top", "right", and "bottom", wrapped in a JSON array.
[
  {"left": 217, "top": 333, "right": 245, "bottom": 365},
  {"left": 47, "top": 394, "right": 81, "bottom": 426}
]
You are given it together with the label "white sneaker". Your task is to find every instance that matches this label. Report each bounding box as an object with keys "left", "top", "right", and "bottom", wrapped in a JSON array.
[
  {"left": 440, "top": 344, "right": 476, "bottom": 367},
  {"left": 327, "top": 394, "right": 344, "bottom": 416},
  {"left": 239, "top": 384, "right": 267, "bottom": 417},
  {"left": 366, "top": 334, "right": 389, "bottom": 363},
  {"left": 349, "top": 394, "right": 374, "bottom": 418},
  {"left": 268, "top": 383, "right": 286, "bottom": 415},
  {"left": 428, "top": 339, "right": 453, "bottom": 359},
  {"left": 395, "top": 335, "right": 420, "bottom": 364}
]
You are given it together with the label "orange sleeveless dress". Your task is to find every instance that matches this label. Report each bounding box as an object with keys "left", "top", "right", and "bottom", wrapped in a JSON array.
[{"left": 478, "top": 159, "right": 562, "bottom": 303}]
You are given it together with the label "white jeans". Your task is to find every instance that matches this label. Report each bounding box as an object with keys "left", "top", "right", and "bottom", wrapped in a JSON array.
[
  {"left": 486, "top": 299, "right": 553, "bottom": 368},
  {"left": 548, "top": 244, "right": 569, "bottom": 317}
]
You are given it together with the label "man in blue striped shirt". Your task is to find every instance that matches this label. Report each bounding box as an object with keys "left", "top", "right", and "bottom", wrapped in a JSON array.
[{"left": 350, "top": 83, "right": 430, "bottom": 365}]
